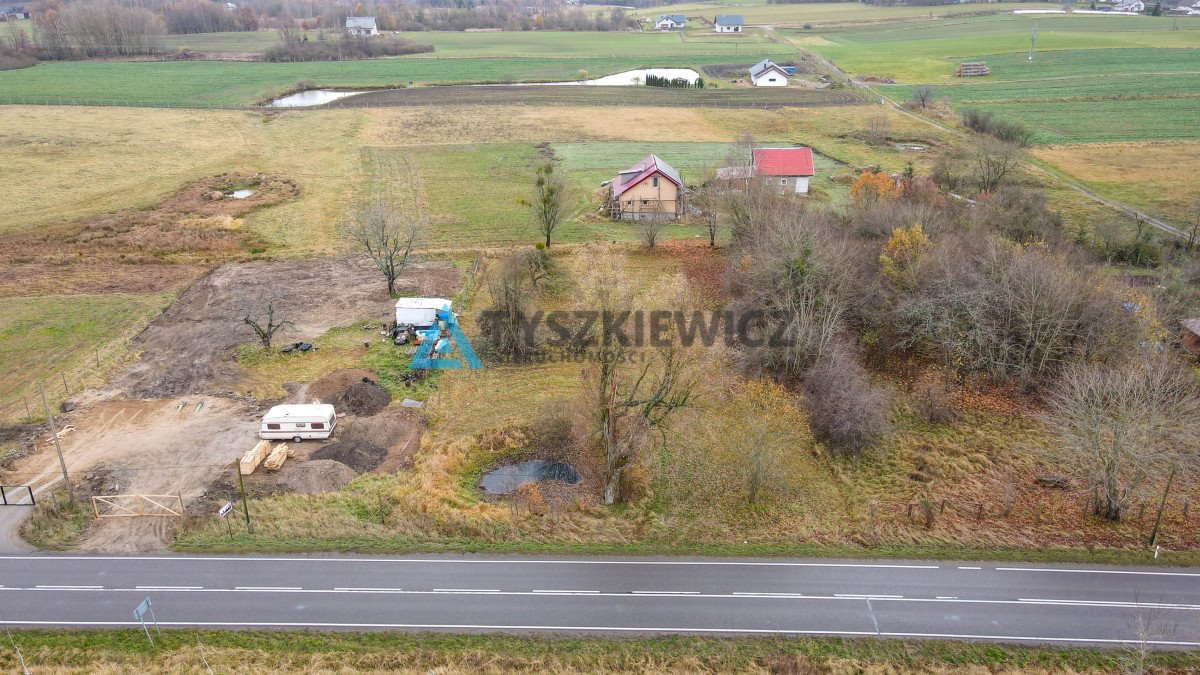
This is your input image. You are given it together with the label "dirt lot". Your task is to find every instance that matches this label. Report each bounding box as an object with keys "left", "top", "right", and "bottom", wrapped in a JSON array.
[{"left": 115, "top": 259, "right": 461, "bottom": 398}]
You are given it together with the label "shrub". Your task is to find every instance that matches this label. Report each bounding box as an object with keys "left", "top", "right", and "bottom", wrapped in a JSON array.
[
  {"left": 264, "top": 35, "right": 433, "bottom": 62},
  {"left": 961, "top": 108, "right": 1034, "bottom": 147},
  {"left": 802, "top": 350, "right": 892, "bottom": 455}
]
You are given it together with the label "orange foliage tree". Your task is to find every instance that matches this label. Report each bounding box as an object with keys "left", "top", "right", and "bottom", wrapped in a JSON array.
[{"left": 850, "top": 171, "right": 900, "bottom": 206}]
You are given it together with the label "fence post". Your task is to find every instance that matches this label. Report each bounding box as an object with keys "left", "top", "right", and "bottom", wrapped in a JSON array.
[{"left": 62, "top": 372, "right": 69, "bottom": 395}]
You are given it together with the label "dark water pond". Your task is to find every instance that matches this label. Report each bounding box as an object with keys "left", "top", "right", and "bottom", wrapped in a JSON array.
[{"left": 479, "top": 460, "right": 580, "bottom": 495}]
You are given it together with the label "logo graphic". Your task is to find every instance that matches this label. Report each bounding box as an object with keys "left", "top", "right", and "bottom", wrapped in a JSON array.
[{"left": 410, "top": 304, "right": 482, "bottom": 370}]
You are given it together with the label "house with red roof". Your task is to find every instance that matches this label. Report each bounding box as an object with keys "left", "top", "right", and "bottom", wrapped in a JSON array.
[
  {"left": 605, "top": 154, "right": 684, "bottom": 221},
  {"left": 751, "top": 147, "right": 815, "bottom": 194}
]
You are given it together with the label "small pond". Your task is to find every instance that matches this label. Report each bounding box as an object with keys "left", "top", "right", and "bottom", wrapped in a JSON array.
[
  {"left": 228, "top": 189, "right": 255, "bottom": 199},
  {"left": 479, "top": 460, "right": 580, "bottom": 496},
  {"left": 267, "top": 89, "right": 366, "bottom": 108}
]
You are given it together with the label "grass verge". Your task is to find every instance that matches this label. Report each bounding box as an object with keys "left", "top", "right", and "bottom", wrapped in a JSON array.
[
  {"left": 5, "top": 628, "right": 1200, "bottom": 672},
  {"left": 18, "top": 491, "right": 92, "bottom": 550}
]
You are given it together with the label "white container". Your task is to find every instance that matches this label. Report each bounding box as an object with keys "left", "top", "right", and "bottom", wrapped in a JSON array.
[{"left": 395, "top": 297, "right": 453, "bottom": 328}]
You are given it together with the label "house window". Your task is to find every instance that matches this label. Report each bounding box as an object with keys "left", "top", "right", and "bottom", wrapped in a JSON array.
[
  {"left": 781, "top": 178, "right": 787, "bottom": 185},
  {"left": 266, "top": 423, "right": 280, "bottom": 430},
  {"left": 312, "top": 422, "right": 325, "bottom": 430},
  {"left": 652, "top": 176, "right": 659, "bottom": 188},
  {"left": 642, "top": 200, "right": 649, "bottom": 206}
]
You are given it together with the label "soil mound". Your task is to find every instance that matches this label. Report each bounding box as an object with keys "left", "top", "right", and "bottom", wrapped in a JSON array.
[
  {"left": 334, "top": 380, "right": 391, "bottom": 417},
  {"left": 309, "top": 369, "right": 378, "bottom": 403},
  {"left": 278, "top": 459, "right": 358, "bottom": 494},
  {"left": 311, "top": 440, "right": 389, "bottom": 474}
]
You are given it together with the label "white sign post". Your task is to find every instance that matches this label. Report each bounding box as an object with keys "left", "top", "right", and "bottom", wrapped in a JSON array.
[{"left": 219, "top": 501, "right": 234, "bottom": 541}]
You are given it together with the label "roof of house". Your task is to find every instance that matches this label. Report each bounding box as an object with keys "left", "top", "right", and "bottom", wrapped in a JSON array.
[
  {"left": 715, "top": 13, "right": 744, "bottom": 25},
  {"left": 346, "top": 16, "right": 377, "bottom": 29},
  {"left": 656, "top": 14, "right": 686, "bottom": 23},
  {"left": 612, "top": 155, "right": 682, "bottom": 197},
  {"left": 749, "top": 58, "right": 789, "bottom": 80},
  {"left": 752, "top": 147, "right": 815, "bottom": 177}
]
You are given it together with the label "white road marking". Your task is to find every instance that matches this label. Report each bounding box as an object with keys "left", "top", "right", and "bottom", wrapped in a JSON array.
[
  {"left": 136, "top": 586, "right": 202, "bottom": 590},
  {"left": 235, "top": 586, "right": 302, "bottom": 591},
  {"left": 532, "top": 590, "right": 600, "bottom": 594},
  {"left": 732, "top": 592, "right": 804, "bottom": 597},
  {"left": 632, "top": 591, "right": 699, "bottom": 595},
  {"left": 999, "top": 566, "right": 1200, "bottom": 578},
  {"left": 835, "top": 594, "right": 902, "bottom": 599},
  {"left": 334, "top": 587, "right": 403, "bottom": 592},
  {"left": 958, "top": 566, "right": 982, "bottom": 570},
  {"left": 937, "top": 596, "right": 958, "bottom": 600},
  {"left": 432, "top": 588, "right": 500, "bottom": 593},
  {"left": 0, "top": 555, "right": 939, "bottom": 569},
  {"left": 0, "top": 619, "right": 1196, "bottom": 646},
  {"left": 34, "top": 585, "right": 101, "bottom": 589}
]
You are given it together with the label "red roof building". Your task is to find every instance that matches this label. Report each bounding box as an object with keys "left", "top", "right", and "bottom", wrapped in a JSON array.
[{"left": 751, "top": 147, "right": 815, "bottom": 194}]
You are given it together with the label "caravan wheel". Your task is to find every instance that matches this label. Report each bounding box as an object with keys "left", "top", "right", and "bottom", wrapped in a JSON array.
[{"left": 293, "top": 436, "right": 302, "bottom": 443}]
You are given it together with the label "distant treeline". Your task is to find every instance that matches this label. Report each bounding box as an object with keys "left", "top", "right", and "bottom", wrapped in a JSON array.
[{"left": 645, "top": 74, "right": 704, "bottom": 88}]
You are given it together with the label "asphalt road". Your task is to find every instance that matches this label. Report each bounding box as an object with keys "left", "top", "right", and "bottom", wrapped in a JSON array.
[{"left": 1, "top": 554, "right": 1199, "bottom": 647}]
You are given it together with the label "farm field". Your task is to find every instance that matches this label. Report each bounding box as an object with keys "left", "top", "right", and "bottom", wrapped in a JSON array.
[
  {"left": 799, "top": 13, "right": 1200, "bottom": 83},
  {"left": 590, "top": 0, "right": 1059, "bottom": 26},
  {"left": 163, "top": 28, "right": 794, "bottom": 57},
  {"left": 0, "top": 53, "right": 782, "bottom": 107}
]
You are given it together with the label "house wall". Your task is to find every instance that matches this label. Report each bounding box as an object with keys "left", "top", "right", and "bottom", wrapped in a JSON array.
[
  {"left": 764, "top": 176, "right": 810, "bottom": 194},
  {"left": 752, "top": 72, "right": 787, "bottom": 87},
  {"left": 616, "top": 173, "right": 680, "bottom": 221},
  {"left": 715, "top": 24, "right": 741, "bottom": 32}
]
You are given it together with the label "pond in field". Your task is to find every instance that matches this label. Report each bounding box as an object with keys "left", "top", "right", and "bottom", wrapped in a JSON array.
[
  {"left": 479, "top": 460, "right": 581, "bottom": 496},
  {"left": 228, "top": 189, "right": 255, "bottom": 199},
  {"left": 267, "top": 89, "right": 366, "bottom": 108}
]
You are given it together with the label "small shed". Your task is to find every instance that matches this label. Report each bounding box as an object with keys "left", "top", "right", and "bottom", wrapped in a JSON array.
[{"left": 346, "top": 16, "right": 378, "bottom": 36}]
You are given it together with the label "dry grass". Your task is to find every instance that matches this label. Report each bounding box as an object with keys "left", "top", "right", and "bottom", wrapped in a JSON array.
[{"left": 1032, "top": 142, "right": 1200, "bottom": 226}]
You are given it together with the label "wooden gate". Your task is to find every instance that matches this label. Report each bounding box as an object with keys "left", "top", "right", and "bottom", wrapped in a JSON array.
[{"left": 91, "top": 494, "right": 183, "bottom": 518}]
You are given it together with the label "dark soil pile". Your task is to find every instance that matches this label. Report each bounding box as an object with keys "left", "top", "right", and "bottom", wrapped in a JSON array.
[
  {"left": 310, "top": 440, "right": 389, "bottom": 474},
  {"left": 334, "top": 380, "right": 391, "bottom": 417},
  {"left": 309, "top": 368, "right": 378, "bottom": 403}
]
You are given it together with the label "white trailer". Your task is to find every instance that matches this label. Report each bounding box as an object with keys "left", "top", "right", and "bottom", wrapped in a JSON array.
[
  {"left": 259, "top": 404, "right": 336, "bottom": 442},
  {"left": 395, "top": 297, "right": 452, "bottom": 328}
]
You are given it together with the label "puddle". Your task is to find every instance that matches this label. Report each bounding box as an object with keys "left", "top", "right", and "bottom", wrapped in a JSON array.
[
  {"left": 267, "top": 89, "right": 366, "bottom": 108},
  {"left": 228, "top": 189, "right": 254, "bottom": 199},
  {"left": 479, "top": 460, "right": 580, "bottom": 495},
  {"left": 895, "top": 143, "right": 928, "bottom": 151}
]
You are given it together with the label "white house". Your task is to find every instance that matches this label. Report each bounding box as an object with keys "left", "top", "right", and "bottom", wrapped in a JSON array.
[
  {"left": 714, "top": 14, "right": 743, "bottom": 32},
  {"left": 653, "top": 14, "right": 685, "bottom": 29},
  {"left": 346, "top": 16, "right": 378, "bottom": 36},
  {"left": 1113, "top": 0, "right": 1144, "bottom": 10},
  {"left": 749, "top": 59, "right": 789, "bottom": 87}
]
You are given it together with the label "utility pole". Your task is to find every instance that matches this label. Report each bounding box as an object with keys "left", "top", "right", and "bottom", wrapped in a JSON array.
[
  {"left": 1149, "top": 465, "right": 1176, "bottom": 548},
  {"left": 1028, "top": 22, "right": 1038, "bottom": 62},
  {"left": 235, "top": 459, "right": 253, "bottom": 534},
  {"left": 38, "top": 381, "right": 73, "bottom": 502}
]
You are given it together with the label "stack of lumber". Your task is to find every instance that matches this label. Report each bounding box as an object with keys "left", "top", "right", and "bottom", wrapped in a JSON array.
[
  {"left": 263, "top": 443, "right": 294, "bottom": 471},
  {"left": 955, "top": 62, "right": 990, "bottom": 77},
  {"left": 240, "top": 439, "right": 272, "bottom": 474}
]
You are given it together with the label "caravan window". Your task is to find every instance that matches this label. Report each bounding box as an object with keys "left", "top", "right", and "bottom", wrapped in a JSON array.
[
  {"left": 266, "top": 423, "right": 280, "bottom": 430},
  {"left": 311, "top": 422, "right": 325, "bottom": 430},
  {"left": 294, "top": 422, "right": 307, "bottom": 429}
]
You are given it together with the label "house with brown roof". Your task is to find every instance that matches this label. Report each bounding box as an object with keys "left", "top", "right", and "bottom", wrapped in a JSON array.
[{"left": 605, "top": 155, "right": 683, "bottom": 221}]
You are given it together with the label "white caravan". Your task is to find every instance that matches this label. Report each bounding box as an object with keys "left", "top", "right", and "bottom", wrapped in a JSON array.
[
  {"left": 395, "top": 297, "right": 453, "bottom": 328},
  {"left": 259, "top": 404, "right": 337, "bottom": 442}
]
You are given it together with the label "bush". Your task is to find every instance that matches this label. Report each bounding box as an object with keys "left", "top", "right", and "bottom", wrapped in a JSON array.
[
  {"left": 264, "top": 35, "right": 433, "bottom": 62},
  {"left": 961, "top": 108, "right": 1034, "bottom": 147},
  {"left": 803, "top": 350, "right": 892, "bottom": 455}
]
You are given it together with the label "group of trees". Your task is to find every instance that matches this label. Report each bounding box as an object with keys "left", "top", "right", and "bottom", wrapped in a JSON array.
[
  {"left": 162, "top": 0, "right": 259, "bottom": 34},
  {"left": 20, "top": 0, "right": 164, "bottom": 58},
  {"left": 264, "top": 30, "right": 432, "bottom": 60}
]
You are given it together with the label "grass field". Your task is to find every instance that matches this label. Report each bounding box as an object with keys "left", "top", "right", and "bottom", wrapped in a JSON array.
[
  {"left": 8, "top": 629, "right": 1200, "bottom": 673},
  {"left": 0, "top": 294, "right": 172, "bottom": 421},
  {"left": 164, "top": 27, "right": 795, "bottom": 57},
  {"left": 595, "top": 0, "right": 1060, "bottom": 25}
]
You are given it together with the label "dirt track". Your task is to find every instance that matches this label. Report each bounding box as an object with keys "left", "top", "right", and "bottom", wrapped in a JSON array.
[{"left": 115, "top": 258, "right": 460, "bottom": 398}]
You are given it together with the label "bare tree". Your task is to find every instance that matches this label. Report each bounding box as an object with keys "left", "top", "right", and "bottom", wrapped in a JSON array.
[
  {"left": 865, "top": 115, "right": 891, "bottom": 146},
  {"left": 342, "top": 197, "right": 427, "bottom": 296},
  {"left": 640, "top": 211, "right": 667, "bottom": 250},
  {"left": 802, "top": 348, "right": 892, "bottom": 455},
  {"left": 1044, "top": 359, "right": 1200, "bottom": 521},
  {"left": 477, "top": 249, "right": 551, "bottom": 361},
  {"left": 690, "top": 178, "right": 722, "bottom": 248},
  {"left": 241, "top": 292, "right": 292, "bottom": 348},
  {"left": 520, "top": 159, "right": 568, "bottom": 248},
  {"left": 972, "top": 137, "right": 1020, "bottom": 194},
  {"left": 911, "top": 85, "right": 935, "bottom": 109}
]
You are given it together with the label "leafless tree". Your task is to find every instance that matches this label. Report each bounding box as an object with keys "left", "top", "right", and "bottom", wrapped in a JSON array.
[
  {"left": 1044, "top": 358, "right": 1200, "bottom": 521},
  {"left": 690, "top": 177, "right": 722, "bottom": 248},
  {"left": 342, "top": 197, "right": 427, "bottom": 296},
  {"left": 911, "top": 85, "right": 935, "bottom": 109},
  {"left": 477, "top": 249, "right": 552, "bottom": 361},
  {"left": 972, "top": 137, "right": 1020, "bottom": 193},
  {"left": 802, "top": 348, "right": 892, "bottom": 455},
  {"left": 240, "top": 292, "right": 292, "bottom": 348},
  {"left": 865, "top": 115, "right": 891, "bottom": 146}
]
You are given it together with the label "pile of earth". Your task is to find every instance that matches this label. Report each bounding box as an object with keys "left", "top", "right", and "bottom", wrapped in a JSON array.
[
  {"left": 311, "top": 439, "right": 389, "bottom": 473},
  {"left": 309, "top": 368, "right": 378, "bottom": 403},
  {"left": 277, "top": 459, "right": 358, "bottom": 494},
  {"left": 333, "top": 380, "right": 391, "bottom": 417}
]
